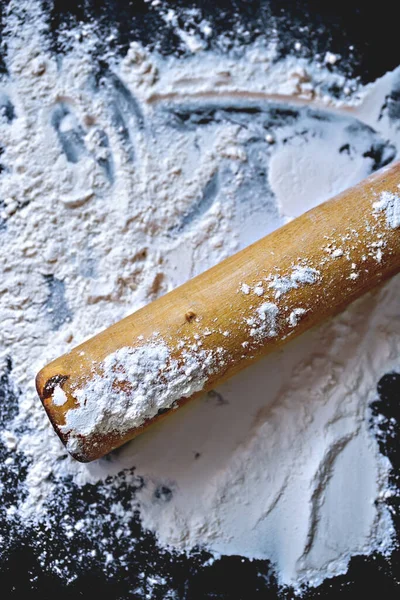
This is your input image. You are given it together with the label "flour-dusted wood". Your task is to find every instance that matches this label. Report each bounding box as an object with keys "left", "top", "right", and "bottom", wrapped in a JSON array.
[{"left": 36, "top": 162, "right": 400, "bottom": 462}]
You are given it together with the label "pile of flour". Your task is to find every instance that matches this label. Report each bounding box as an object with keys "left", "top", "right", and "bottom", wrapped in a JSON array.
[{"left": 0, "top": 0, "right": 399, "bottom": 595}]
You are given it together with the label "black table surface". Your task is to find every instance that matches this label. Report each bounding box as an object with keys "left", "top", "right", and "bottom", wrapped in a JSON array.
[{"left": 0, "top": 2, "right": 399, "bottom": 599}]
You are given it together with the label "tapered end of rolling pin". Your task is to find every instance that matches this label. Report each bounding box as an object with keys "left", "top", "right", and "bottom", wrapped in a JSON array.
[
  {"left": 35, "top": 314, "right": 223, "bottom": 462},
  {"left": 35, "top": 347, "right": 199, "bottom": 462},
  {"left": 36, "top": 162, "right": 400, "bottom": 462}
]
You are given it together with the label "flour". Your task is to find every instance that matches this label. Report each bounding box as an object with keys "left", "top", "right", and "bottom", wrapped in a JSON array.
[
  {"left": 373, "top": 190, "right": 400, "bottom": 229},
  {"left": 240, "top": 265, "right": 320, "bottom": 301},
  {"left": 288, "top": 307, "right": 307, "bottom": 327},
  {"left": 52, "top": 385, "right": 68, "bottom": 407},
  {"left": 268, "top": 265, "right": 320, "bottom": 299},
  {"left": 63, "top": 339, "right": 219, "bottom": 447},
  {"left": 246, "top": 301, "right": 280, "bottom": 339},
  {"left": 0, "top": 0, "right": 399, "bottom": 596}
]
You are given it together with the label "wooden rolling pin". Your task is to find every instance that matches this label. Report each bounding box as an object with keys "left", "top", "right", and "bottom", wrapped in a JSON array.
[{"left": 36, "top": 162, "right": 400, "bottom": 462}]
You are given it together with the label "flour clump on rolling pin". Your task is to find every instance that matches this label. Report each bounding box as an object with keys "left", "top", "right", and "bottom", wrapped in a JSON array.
[
  {"left": 373, "top": 190, "right": 400, "bottom": 229},
  {"left": 62, "top": 339, "right": 218, "bottom": 445},
  {"left": 268, "top": 265, "right": 320, "bottom": 299},
  {"left": 246, "top": 301, "right": 279, "bottom": 338}
]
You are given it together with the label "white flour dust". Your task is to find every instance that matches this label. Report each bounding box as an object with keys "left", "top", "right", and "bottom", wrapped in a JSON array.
[
  {"left": 0, "top": 0, "right": 399, "bottom": 595},
  {"left": 268, "top": 265, "right": 320, "bottom": 299},
  {"left": 373, "top": 190, "right": 400, "bottom": 229},
  {"left": 63, "top": 338, "right": 221, "bottom": 447}
]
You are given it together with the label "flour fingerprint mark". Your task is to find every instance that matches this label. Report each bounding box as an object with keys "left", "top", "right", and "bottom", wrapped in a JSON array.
[
  {"left": 95, "top": 129, "right": 114, "bottom": 183},
  {"left": 97, "top": 66, "right": 145, "bottom": 161},
  {"left": 0, "top": 203, "right": 6, "bottom": 231},
  {"left": 169, "top": 170, "right": 220, "bottom": 235},
  {"left": 51, "top": 102, "right": 86, "bottom": 164},
  {"left": 0, "top": 93, "right": 15, "bottom": 123},
  {"left": 43, "top": 274, "right": 72, "bottom": 330},
  {"left": 51, "top": 101, "right": 115, "bottom": 182}
]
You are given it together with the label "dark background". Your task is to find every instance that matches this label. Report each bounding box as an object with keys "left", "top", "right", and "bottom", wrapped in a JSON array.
[{"left": 0, "top": 1, "right": 399, "bottom": 598}]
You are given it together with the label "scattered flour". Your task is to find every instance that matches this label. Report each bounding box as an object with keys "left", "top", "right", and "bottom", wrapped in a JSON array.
[
  {"left": 245, "top": 301, "right": 280, "bottom": 339},
  {"left": 288, "top": 307, "right": 307, "bottom": 327},
  {"left": 0, "top": 0, "right": 399, "bottom": 595},
  {"left": 373, "top": 190, "right": 400, "bottom": 229},
  {"left": 268, "top": 265, "right": 320, "bottom": 299}
]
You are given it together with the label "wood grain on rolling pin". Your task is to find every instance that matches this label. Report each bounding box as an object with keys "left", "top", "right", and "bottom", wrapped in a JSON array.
[{"left": 36, "top": 162, "right": 400, "bottom": 462}]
